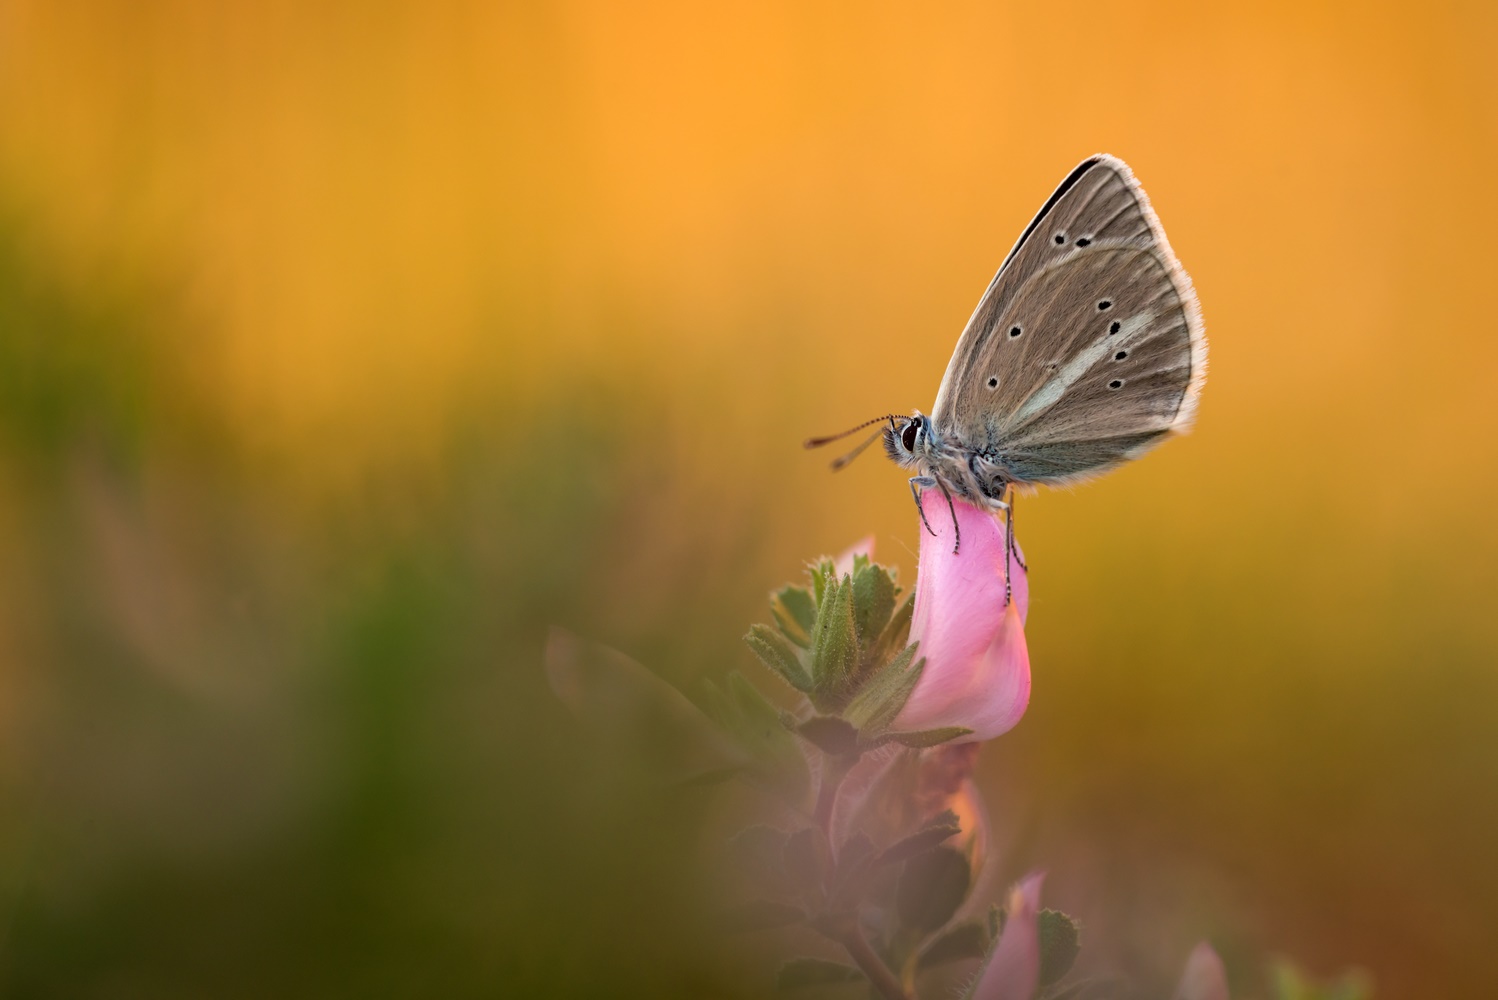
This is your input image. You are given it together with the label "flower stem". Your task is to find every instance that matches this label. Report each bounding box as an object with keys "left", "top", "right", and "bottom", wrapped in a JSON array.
[
  {"left": 812, "top": 754, "right": 908, "bottom": 997},
  {"left": 813, "top": 753, "right": 854, "bottom": 844},
  {"left": 831, "top": 918, "right": 913, "bottom": 1000}
]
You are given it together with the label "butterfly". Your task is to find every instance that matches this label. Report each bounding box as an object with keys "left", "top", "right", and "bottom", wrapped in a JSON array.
[{"left": 809, "top": 154, "right": 1206, "bottom": 579}]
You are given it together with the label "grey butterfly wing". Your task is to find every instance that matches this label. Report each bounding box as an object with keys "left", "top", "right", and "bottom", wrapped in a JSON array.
[{"left": 930, "top": 154, "right": 1205, "bottom": 485}]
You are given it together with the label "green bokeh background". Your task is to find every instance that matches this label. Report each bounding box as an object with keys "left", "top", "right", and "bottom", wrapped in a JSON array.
[{"left": 1, "top": 2, "right": 1496, "bottom": 997}]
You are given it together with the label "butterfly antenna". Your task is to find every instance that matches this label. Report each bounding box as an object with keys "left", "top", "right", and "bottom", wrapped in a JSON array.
[
  {"left": 804, "top": 414, "right": 906, "bottom": 450},
  {"left": 828, "top": 427, "right": 887, "bottom": 471}
]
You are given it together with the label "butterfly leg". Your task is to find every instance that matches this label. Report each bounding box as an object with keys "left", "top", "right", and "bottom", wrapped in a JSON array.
[
  {"left": 908, "top": 477, "right": 939, "bottom": 538},
  {"left": 934, "top": 477, "right": 961, "bottom": 555},
  {"left": 984, "top": 489, "right": 1024, "bottom": 607},
  {"left": 1003, "top": 502, "right": 1017, "bottom": 606},
  {"left": 1001, "top": 486, "right": 1028, "bottom": 572}
]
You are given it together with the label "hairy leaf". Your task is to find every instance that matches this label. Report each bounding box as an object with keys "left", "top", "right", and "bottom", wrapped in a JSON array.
[
  {"left": 867, "top": 591, "right": 915, "bottom": 668},
  {"left": 703, "top": 673, "right": 810, "bottom": 805},
  {"left": 1037, "top": 909, "right": 1082, "bottom": 986},
  {"left": 772, "top": 585, "right": 817, "bottom": 647},
  {"left": 851, "top": 562, "right": 897, "bottom": 648},
  {"left": 842, "top": 643, "right": 923, "bottom": 735},
  {"left": 877, "top": 809, "right": 961, "bottom": 866},
  {"left": 808, "top": 574, "right": 858, "bottom": 700},
  {"left": 746, "top": 624, "right": 813, "bottom": 692},
  {"left": 917, "top": 921, "right": 990, "bottom": 970},
  {"left": 871, "top": 726, "right": 972, "bottom": 750},
  {"left": 895, "top": 846, "right": 971, "bottom": 933},
  {"left": 810, "top": 559, "right": 835, "bottom": 608}
]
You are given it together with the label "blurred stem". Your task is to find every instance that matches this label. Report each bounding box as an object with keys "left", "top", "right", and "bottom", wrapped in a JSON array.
[
  {"left": 814, "top": 754, "right": 908, "bottom": 996},
  {"left": 829, "top": 918, "right": 912, "bottom": 1000},
  {"left": 813, "top": 753, "right": 855, "bottom": 845},
  {"left": 896, "top": 931, "right": 922, "bottom": 994}
]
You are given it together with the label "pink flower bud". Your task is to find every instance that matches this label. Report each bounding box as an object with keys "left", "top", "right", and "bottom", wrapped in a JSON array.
[
  {"left": 893, "top": 493, "right": 1030, "bottom": 742},
  {"left": 1173, "top": 943, "right": 1230, "bottom": 1000},
  {"left": 970, "top": 872, "right": 1045, "bottom": 1000}
]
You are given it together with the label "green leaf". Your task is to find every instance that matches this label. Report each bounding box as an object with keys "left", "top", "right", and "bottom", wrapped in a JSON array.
[
  {"left": 842, "top": 643, "right": 923, "bottom": 735},
  {"left": 772, "top": 586, "right": 817, "bottom": 648},
  {"left": 795, "top": 716, "right": 859, "bottom": 756},
  {"left": 545, "top": 628, "right": 746, "bottom": 784},
  {"left": 745, "top": 624, "right": 813, "bottom": 692},
  {"left": 1037, "top": 909, "right": 1082, "bottom": 987},
  {"left": 895, "top": 846, "right": 971, "bottom": 933},
  {"left": 703, "top": 673, "right": 811, "bottom": 805},
  {"left": 776, "top": 957, "right": 865, "bottom": 990},
  {"left": 871, "top": 726, "right": 972, "bottom": 749},
  {"left": 877, "top": 809, "right": 961, "bottom": 866},
  {"left": 917, "top": 921, "right": 989, "bottom": 970},
  {"left": 867, "top": 591, "right": 915, "bottom": 668},
  {"left": 807, "top": 574, "right": 858, "bottom": 700},
  {"left": 851, "top": 562, "right": 897, "bottom": 647},
  {"left": 717, "top": 899, "right": 807, "bottom": 932},
  {"left": 810, "top": 559, "right": 836, "bottom": 607},
  {"left": 728, "top": 671, "right": 789, "bottom": 731}
]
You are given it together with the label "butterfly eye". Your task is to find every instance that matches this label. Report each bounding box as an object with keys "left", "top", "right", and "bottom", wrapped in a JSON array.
[{"left": 900, "top": 421, "right": 919, "bottom": 451}]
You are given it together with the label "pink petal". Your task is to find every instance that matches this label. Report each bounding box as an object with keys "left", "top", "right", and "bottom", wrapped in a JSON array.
[
  {"left": 1173, "top": 943, "right": 1230, "bottom": 1000},
  {"left": 894, "top": 494, "right": 1030, "bottom": 741},
  {"left": 970, "top": 872, "right": 1045, "bottom": 1000}
]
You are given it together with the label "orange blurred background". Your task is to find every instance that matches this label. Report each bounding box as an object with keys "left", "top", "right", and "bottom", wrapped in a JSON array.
[{"left": 1, "top": 1, "right": 1496, "bottom": 996}]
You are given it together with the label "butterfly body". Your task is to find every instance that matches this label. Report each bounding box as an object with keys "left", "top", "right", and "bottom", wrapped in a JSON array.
[
  {"left": 882, "top": 411, "right": 1009, "bottom": 503},
  {"left": 882, "top": 153, "right": 1206, "bottom": 521}
]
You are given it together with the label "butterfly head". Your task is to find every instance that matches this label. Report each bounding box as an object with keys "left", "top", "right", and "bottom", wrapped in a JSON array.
[{"left": 883, "top": 412, "right": 933, "bottom": 469}]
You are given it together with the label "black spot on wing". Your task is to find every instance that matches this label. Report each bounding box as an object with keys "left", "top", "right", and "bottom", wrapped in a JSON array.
[{"left": 1001, "top": 157, "right": 1102, "bottom": 273}]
